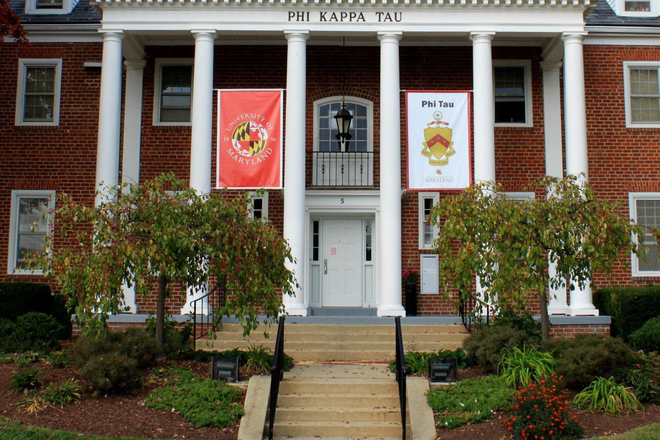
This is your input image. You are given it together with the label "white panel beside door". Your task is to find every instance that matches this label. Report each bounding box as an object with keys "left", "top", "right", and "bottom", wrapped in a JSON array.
[{"left": 421, "top": 254, "right": 439, "bottom": 294}]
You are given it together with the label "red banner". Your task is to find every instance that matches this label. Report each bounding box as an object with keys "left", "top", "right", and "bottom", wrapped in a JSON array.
[{"left": 216, "top": 90, "right": 283, "bottom": 189}]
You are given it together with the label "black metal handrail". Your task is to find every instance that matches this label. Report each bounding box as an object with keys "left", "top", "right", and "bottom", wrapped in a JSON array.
[
  {"left": 312, "top": 151, "right": 374, "bottom": 187},
  {"left": 459, "top": 293, "right": 496, "bottom": 333},
  {"left": 394, "top": 316, "right": 407, "bottom": 440},
  {"left": 191, "top": 279, "right": 227, "bottom": 342},
  {"left": 268, "top": 315, "right": 286, "bottom": 440}
]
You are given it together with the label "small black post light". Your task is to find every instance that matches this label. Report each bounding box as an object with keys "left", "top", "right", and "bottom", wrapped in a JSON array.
[
  {"left": 211, "top": 355, "right": 240, "bottom": 382},
  {"left": 334, "top": 101, "right": 353, "bottom": 152},
  {"left": 428, "top": 355, "right": 459, "bottom": 384}
]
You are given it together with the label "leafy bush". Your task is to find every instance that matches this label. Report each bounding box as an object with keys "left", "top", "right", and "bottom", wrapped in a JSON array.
[
  {"left": 428, "top": 375, "right": 513, "bottom": 429},
  {"left": 0, "top": 282, "right": 71, "bottom": 339},
  {"left": 629, "top": 317, "right": 660, "bottom": 353},
  {"left": 388, "top": 348, "right": 471, "bottom": 376},
  {"left": 186, "top": 348, "right": 247, "bottom": 364},
  {"left": 145, "top": 315, "right": 192, "bottom": 359},
  {"left": 595, "top": 286, "right": 660, "bottom": 339},
  {"left": 498, "top": 346, "right": 557, "bottom": 388},
  {"left": 13, "top": 313, "right": 64, "bottom": 353},
  {"left": 146, "top": 372, "right": 244, "bottom": 428},
  {"left": 494, "top": 309, "right": 542, "bottom": 341},
  {"left": 10, "top": 368, "right": 44, "bottom": 392},
  {"left": 243, "top": 344, "right": 293, "bottom": 375},
  {"left": 619, "top": 352, "right": 660, "bottom": 404},
  {"left": 504, "top": 374, "right": 583, "bottom": 440},
  {"left": 544, "top": 334, "right": 634, "bottom": 389},
  {"left": 42, "top": 379, "right": 83, "bottom": 408},
  {"left": 14, "top": 352, "right": 40, "bottom": 368},
  {"left": 0, "top": 319, "right": 18, "bottom": 353},
  {"left": 574, "top": 377, "right": 642, "bottom": 415},
  {"left": 463, "top": 326, "right": 538, "bottom": 372},
  {"left": 72, "top": 329, "right": 157, "bottom": 393},
  {"left": 46, "top": 352, "right": 70, "bottom": 369}
]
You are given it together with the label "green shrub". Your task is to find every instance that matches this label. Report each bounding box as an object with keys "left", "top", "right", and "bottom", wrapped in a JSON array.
[
  {"left": 145, "top": 315, "right": 192, "bottom": 359},
  {"left": 494, "top": 309, "right": 542, "bottom": 341},
  {"left": 463, "top": 326, "right": 538, "bottom": 372},
  {"left": 46, "top": 352, "right": 70, "bottom": 369},
  {"left": 243, "top": 344, "right": 293, "bottom": 375},
  {"left": 574, "top": 377, "right": 642, "bottom": 415},
  {"left": 15, "top": 352, "right": 40, "bottom": 368},
  {"left": 186, "top": 348, "right": 247, "bottom": 364},
  {"left": 427, "top": 375, "right": 513, "bottom": 429},
  {"left": 595, "top": 286, "right": 660, "bottom": 339},
  {"left": 146, "top": 372, "right": 243, "bottom": 428},
  {"left": 629, "top": 317, "right": 660, "bottom": 353},
  {"left": 77, "top": 352, "right": 140, "bottom": 394},
  {"left": 544, "top": 334, "right": 634, "bottom": 389},
  {"left": 42, "top": 379, "right": 83, "bottom": 408},
  {"left": 10, "top": 368, "right": 44, "bottom": 392},
  {"left": 619, "top": 352, "right": 660, "bottom": 404},
  {"left": 0, "top": 319, "right": 18, "bottom": 353},
  {"left": 504, "top": 374, "right": 583, "bottom": 440},
  {"left": 498, "top": 346, "right": 557, "bottom": 388},
  {"left": 388, "top": 348, "right": 471, "bottom": 376},
  {"left": 0, "top": 282, "right": 71, "bottom": 339},
  {"left": 13, "top": 313, "right": 63, "bottom": 353}
]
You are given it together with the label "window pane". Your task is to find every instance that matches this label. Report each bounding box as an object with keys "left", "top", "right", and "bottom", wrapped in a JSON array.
[
  {"left": 19, "top": 197, "right": 49, "bottom": 233},
  {"left": 24, "top": 94, "right": 54, "bottom": 122},
  {"left": 636, "top": 199, "right": 660, "bottom": 271},
  {"left": 160, "top": 65, "right": 192, "bottom": 123},
  {"left": 36, "top": 0, "right": 63, "bottom": 8},
  {"left": 631, "top": 97, "right": 660, "bottom": 123},
  {"left": 495, "top": 67, "right": 527, "bottom": 124},
  {"left": 16, "top": 234, "right": 46, "bottom": 270},
  {"left": 160, "top": 109, "right": 191, "bottom": 123},
  {"left": 625, "top": 0, "right": 651, "bottom": 11}
]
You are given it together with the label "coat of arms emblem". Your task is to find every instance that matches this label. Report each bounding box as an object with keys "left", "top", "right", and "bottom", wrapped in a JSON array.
[{"left": 421, "top": 111, "right": 456, "bottom": 166}]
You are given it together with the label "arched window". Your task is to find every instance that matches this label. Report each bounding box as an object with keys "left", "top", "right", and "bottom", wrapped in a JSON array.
[{"left": 314, "top": 97, "right": 373, "bottom": 153}]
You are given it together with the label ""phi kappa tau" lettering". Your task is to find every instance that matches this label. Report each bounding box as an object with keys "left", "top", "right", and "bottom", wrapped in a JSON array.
[{"left": 287, "top": 11, "right": 403, "bottom": 23}]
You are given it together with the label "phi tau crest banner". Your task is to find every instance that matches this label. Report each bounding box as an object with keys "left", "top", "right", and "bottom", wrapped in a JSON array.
[
  {"left": 406, "top": 91, "right": 472, "bottom": 191},
  {"left": 216, "top": 90, "right": 283, "bottom": 189}
]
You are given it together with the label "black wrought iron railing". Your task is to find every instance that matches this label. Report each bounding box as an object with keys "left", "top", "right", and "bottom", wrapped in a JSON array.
[
  {"left": 268, "top": 315, "right": 286, "bottom": 440},
  {"left": 191, "top": 279, "right": 227, "bottom": 342},
  {"left": 394, "top": 316, "right": 407, "bottom": 440},
  {"left": 458, "top": 293, "right": 496, "bottom": 333},
  {"left": 312, "top": 151, "right": 374, "bottom": 187}
]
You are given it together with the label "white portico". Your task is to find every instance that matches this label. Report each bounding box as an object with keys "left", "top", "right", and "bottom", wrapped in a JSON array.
[{"left": 93, "top": 0, "right": 600, "bottom": 317}]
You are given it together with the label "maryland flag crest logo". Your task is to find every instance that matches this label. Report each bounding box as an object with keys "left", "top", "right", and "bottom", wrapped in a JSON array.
[
  {"left": 421, "top": 111, "right": 456, "bottom": 166},
  {"left": 231, "top": 121, "right": 269, "bottom": 158}
]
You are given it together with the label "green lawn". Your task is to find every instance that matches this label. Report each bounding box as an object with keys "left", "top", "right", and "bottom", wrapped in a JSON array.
[
  {"left": 0, "top": 419, "right": 163, "bottom": 440},
  {"left": 588, "top": 423, "right": 660, "bottom": 440}
]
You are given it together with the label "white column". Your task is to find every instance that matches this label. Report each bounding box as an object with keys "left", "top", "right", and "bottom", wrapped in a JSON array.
[
  {"left": 377, "top": 32, "right": 405, "bottom": 317},
  {"left": 471, "top": 32, "right": 496, "bottom": 184},
  {"left": 541, "top": 61, "right": 570, "bottom": 315},
  {"left": 182, "top": 31, "right": 216, "bottom": 315},
  {"left": 95, "top": 31, "right": 124, "bottom": 206},
  {"left": 189, "top": 31, "right": 216, "bottom": 194},
  {"left": 282, "top": 31, "right": 309, "bottom": 316},
  {"left": 562, "top": 32, "right": 598, "bottom": 316}
]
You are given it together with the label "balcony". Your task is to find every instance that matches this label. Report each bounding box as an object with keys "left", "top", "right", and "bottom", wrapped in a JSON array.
[{"left": 312, "top": 151, "right": 375, "bottom": 188}]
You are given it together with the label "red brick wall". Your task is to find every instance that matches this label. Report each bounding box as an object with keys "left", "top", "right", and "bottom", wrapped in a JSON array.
[
  {"left": 0, "top": 42, "right": 657, "bottom": 317},
  {"left": 550, "top": 323, "right": 611, "bottom": 338}
]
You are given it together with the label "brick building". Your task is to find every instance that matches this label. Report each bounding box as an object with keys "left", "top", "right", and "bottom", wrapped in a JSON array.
[{"left": 1, "top": 0, "right": 659, "bottom": 330}]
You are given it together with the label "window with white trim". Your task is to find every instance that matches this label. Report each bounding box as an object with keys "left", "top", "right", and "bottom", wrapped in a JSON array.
[
  {"left": 617, "top": 0, "right": 657, "bottom": 16},
  {"left": 630, "top": 193, "right": 660, "bottom": 276},
  {"left": 624, "top": 63, "right": 660, "bottom": 127},
  {"left": 316, "top": 98, "right": 371, "bottom": 152},
  {"left": 15, "top": 59, "right": 62, "bottom": 126},
  {"left": 8, "top": 190, "right": 55, "bottom": 274},
  {"left": 419, "top": 192, "right": 440, "bottom": 249},
  {"left": 494, "top": 61, "right": 533, "bottom": 126},
  {"left": 505, "top": 192, "right": 535, "bottom": 202},
  {"left": 154, "top": 59, "right": 193, "bottom": 125},
  {"left": 24, "top": 0, "right": 77, "bottom": 14},
  {"left": 249, "top": 192, "right": 268, "bottom": 221}
]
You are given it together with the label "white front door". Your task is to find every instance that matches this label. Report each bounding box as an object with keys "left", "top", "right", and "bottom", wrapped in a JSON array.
[{"left": 322, "top": 219, "right": 363, "bottom": 307}]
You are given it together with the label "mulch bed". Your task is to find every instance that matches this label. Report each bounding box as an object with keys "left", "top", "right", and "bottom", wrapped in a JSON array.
[{"left": 0, "top": 359, "right": 242, "bottom": 440}]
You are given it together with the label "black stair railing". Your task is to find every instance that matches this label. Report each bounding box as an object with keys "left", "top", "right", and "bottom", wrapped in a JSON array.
[
  {"left": 458, "top": 293, "right": 496, "bottom": 333},
  {"left": 268, "top": 315, "right": 286, "bottom": 440},
  {"left": 191, "top": 279, "right": 227, "bottom": 342},
  {"left": 394, "top": 316, "right": 407, "bottom": 440}
]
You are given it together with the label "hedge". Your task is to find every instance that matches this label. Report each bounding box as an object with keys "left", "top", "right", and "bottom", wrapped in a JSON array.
[
  {"left": 0, "top": 282, "right": 71, "bottom": 339},
  {"left": 594, "top": 286, "right": 660, "bottom": 340}
]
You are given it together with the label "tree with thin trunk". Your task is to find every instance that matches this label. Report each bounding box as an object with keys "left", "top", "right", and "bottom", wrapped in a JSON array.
[
  {"left": 31, "top": 174, "right": 296, "bottom": 355},
  {"left": 1, "top": 0, "right": 28, "bottom": 44},
  {"left": 430, "top": 175, "right": 649, "bottom": 340}
]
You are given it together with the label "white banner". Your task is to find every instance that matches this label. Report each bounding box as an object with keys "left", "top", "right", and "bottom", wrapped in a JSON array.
[{"left": 406, "top": 91, "right": 472, "bottom": 190}]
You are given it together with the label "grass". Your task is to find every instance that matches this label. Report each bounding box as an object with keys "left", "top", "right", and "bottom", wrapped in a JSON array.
[
  {"left": 427, "top": 375, "right": 513, "bottom": 429},
  {"left": 587, "top": 423, "right": 660, "bottom": 440},
  {"left": 0, "top": 419, "right": 160, "bottom": 440}
]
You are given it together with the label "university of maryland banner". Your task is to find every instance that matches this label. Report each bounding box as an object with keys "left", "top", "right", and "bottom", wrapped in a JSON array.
[
  {"left": 406, "top": 91, "right": 472, "bottom": 191},
  {"left": 216, "top": 90, "right": 283, "bottom": 189}
]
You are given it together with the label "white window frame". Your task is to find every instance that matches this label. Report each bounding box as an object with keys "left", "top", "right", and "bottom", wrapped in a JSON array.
[
  {"left": 629, "top": 192, "right": 660, "bottom": 277},
  {"left": 15, "top": 59, "right": 63, "bottom": 127},
  {"left": 312, "top": 96, "right": 374, "bottom": 153},
  {"left": 419, "top": 192, "right": 440, "bottom": 250},
  {"left": 505, "top": 191, "right": 535, "bottom": 202},
  {"left": 617, "top": 0, "right": 658, "bottom": 17},
  {"left": 248, "top": 191, "right": 269, "bottom": 221},
  {"left": 153, "top": 59, "right": 194, "bottom": 126},
  {"left": 24, "top": 0, "right": 77, "bottom": 15},
  {"left": 8, "top": 190, "right": 56, "bottom": 275},
  {"left": 493, "top": 60, "right": 533, "bottom": 128},
  {"left": 623, "top": 61, "right": 660, "bottom": 128}
]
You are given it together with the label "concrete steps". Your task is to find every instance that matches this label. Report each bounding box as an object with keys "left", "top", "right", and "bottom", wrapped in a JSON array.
[
  {"left": 270, "top": 363, "right": 410, "bottom": 440},
  {"left": 198, "top": 322, "right": 468, "bottom": 362}
]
